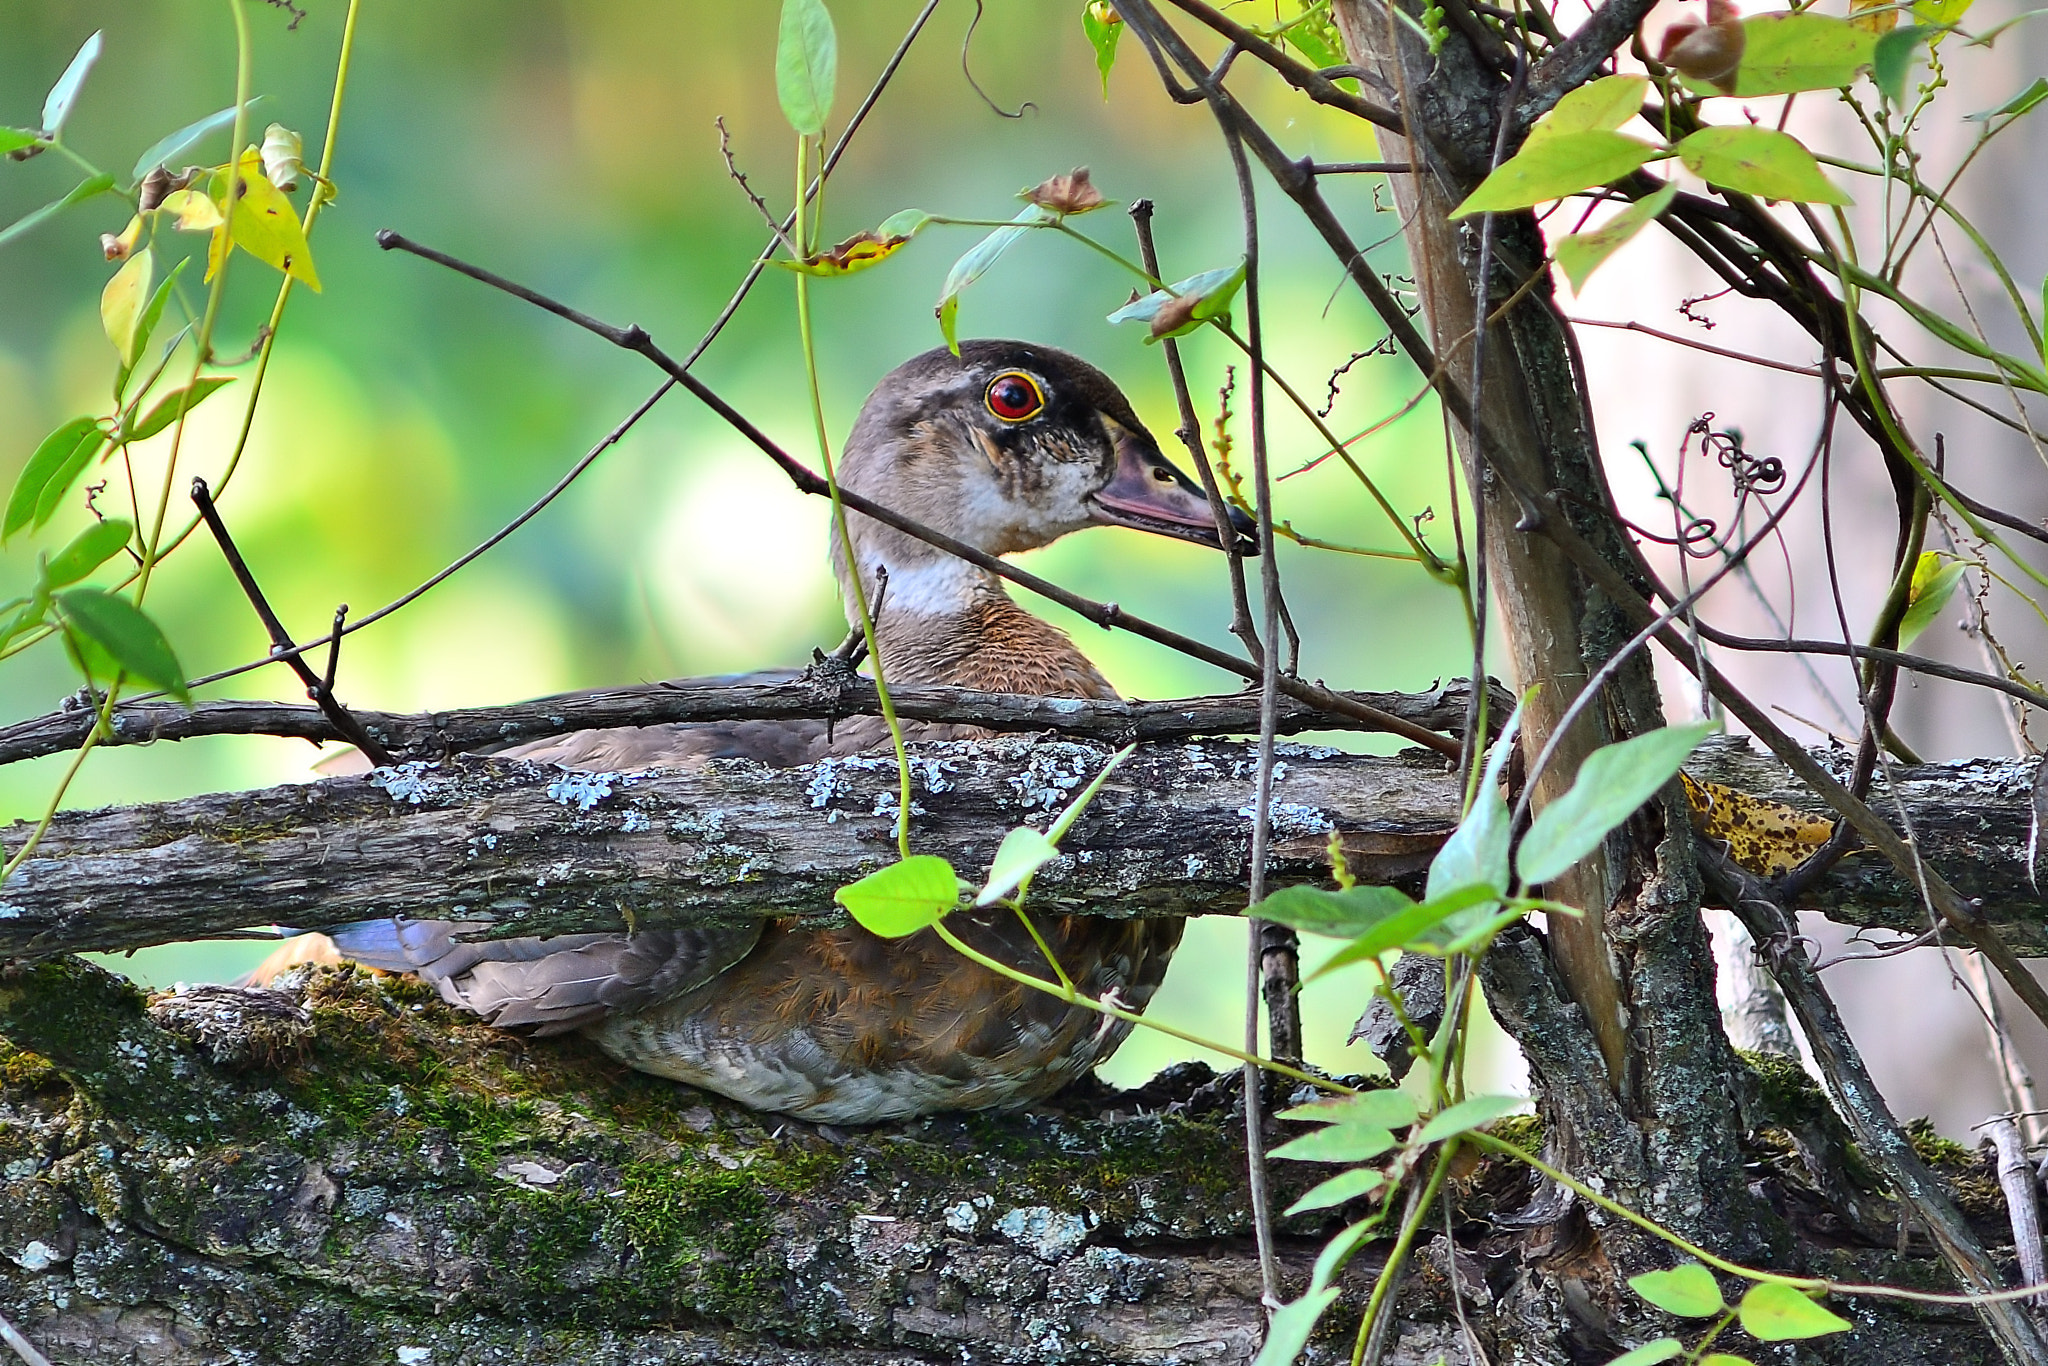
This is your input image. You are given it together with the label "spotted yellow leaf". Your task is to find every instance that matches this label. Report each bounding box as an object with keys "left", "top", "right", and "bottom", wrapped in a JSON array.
[
  {"left": 205, "top": 148, "right": 320, "bottom": 291},
  {"left": 1683, "top": 773, "right": 1834, "bottom": 876}
]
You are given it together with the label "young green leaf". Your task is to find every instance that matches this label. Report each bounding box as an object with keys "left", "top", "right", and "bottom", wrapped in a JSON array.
[
  {"left": 1251, "top": 1286, "right": 1341, "bottom": 1366},
  {"left": 835, "top": 854, "right": 961, "bottom": 937},
  {"left": 131, "top": 99, "right": 259, "bottom": 182},
  {"left": 101, "top": 246, "right": 155, "bottom": 367},
  {"left": 1967, "top": 75, "right": 2048, "bottom": 123},
  {"left": 1281, "top": 7, "right": 1346, "bottom": 69},
  {"left": 936, "top": 206, "right": 1053, "bottom": 352},
  {"left": 118, "top": 257, "right": 190, "bottom": 399},
  {"left": 1628, "top": 1262, "right": 1727, "bottom": 1318},
  {"left": 1278, "top": 1088, "right": 1420, "bottom": 1129},
  {"left": 1105, "top": 261, "right": 1247, "bottom": 342},
  {"left": 1697, "top": 1355, "right": 1759, "bottom": 1366},
  {"left": 1516, "top": 721, "right": 1717, "bottom": 886},
  {"left": 1734, "top": 1282, "right": 1851, "bottom": 1340},
  {"left": 0, "top": 598, "right": 44, "bottom": 654},
  {"left": 1911, "top": 0, "right": 1972, "bottom": 22},
  {"left": 6, "top": 417, "right": 105, "bottom": 540},
  {"left": 1449, "top": 131, "right": 1664, "bottom": 218},
  {"left": 1310, "top": 883, "right": 1501, "bottom": 977},
  {"left": 42, "top": 31, "right": 103, "bottom": 136},
  {"left": 1251, "top": 883, "right": 1417, "bottom": 937},
  {"left": 1683, "top": 13, "right": 1878, "bottom": 96},
  {"left": 1047, "top": 743, "right": 1134, "bottom": 844},
  {"left": 1414, "top": 1093, "right": 1522, "bottom": 1144},
  {"left": 1602, "top": 1340, "right": 1686, "bottom": 1366},
  {"left": 55, "top": 588, "right": 188, "bottom": 700},
  {"left": 1555, "top": 183, "right": 1677, "bottom": 292},
  {"left": 1425, "top": 705, "right": 1523, "bottom": 904},
  {"left": 1872, "top": 25, "right": 1940, "bottom": 104},
  {"left": 1527, "top": 74, "right": 1649, "bottom": 144},
  {"left": 1283, "top": 1166, "right": 1386, "bottom": 1217},
  {"left": 124, "top": 377, "right": 235, "bottom": 442},
  {"left": 1899, "top": 552, "right": 1966, "bottom": 646},
  {"left": 42, "top": 518, "right": 133, "bottom": 589},
  {"left": 776, "top": 0, "right": 838, "bottom": 137},
  {"left": 1268, "top": 1122, "right": 1398, "bottom": 1163},
  {"left": 1676, "top": 126, "right": 1851, "bottom": 205},
  {"left": 1082, "top": 2, "right": 1122, "bottom": 100},
  {"left": 0, "top": 172, "right": 118, "bottom": 250},
  {"left": 976, "top": 827, "right": 1061, "bottom": 906},
  {"left": 0, "top": 129, "right": 41, "bottom": 155}
]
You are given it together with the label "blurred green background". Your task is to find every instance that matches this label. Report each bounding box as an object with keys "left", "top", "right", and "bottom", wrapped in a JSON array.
[{"left": 0, "top": 1, "right": 1507, "bottom": 1090}]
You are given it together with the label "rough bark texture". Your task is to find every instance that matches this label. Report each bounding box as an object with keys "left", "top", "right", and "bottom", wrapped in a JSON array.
[
  {"left": 1, "top": 735, "right": 2043, "bottom": 962},
  {"left": 0, "top": 956, "right": 2019, "bottom": 1366}
]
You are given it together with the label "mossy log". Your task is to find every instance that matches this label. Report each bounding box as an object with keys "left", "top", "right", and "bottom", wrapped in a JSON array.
[{"left": 0, "top": 958, "right": 2017, "bottom": 1364}]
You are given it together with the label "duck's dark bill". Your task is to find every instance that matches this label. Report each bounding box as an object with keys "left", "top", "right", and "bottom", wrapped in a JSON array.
[{"left": 1091, "top": 426, "right": 1260, "bottom": 554}]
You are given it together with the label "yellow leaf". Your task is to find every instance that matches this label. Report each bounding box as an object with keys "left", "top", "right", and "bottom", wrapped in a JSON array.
[
  {"left": 158, "top": 187, "right": 223, "bottom": 232},
  {"left": 101, "top": 245, "right": 153, "bottom": 366},
  {"left": 1683, "top": 773, "right": 1834, "bottom": 876},
  {"left": 1850, "top": 0, "right": 1899, "bottom": 35},
  {"left": 205, "top": 148, "right": 320, "bottom": 291},
  {"left": 773, "top": 229, "right": 913, "bottom": 277}
]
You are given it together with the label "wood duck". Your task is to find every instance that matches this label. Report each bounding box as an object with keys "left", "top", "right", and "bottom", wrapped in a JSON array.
[{"left": 285, "top": 340, "right": 1255, "bottom": 1124}]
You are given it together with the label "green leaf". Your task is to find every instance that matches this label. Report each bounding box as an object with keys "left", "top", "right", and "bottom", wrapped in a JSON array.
[
  {"left": 1899, "top": 552, "right": 1966, "bottom": 646},
  {"left": 131, "top": 99, "right": 259, "bottom": 182},
  {"left": 1284, "top": 1166, "right": 1386, "bottom": 1217},
  {"left": 1628, "top": 1262, "right": 1727, "bottom": 1317},
  {"left": 55, "top": 588, "right": 188, "bottom": 700},
  {"left": 1426, "top": 705, "right": 1523, "bottom": 903},
  {"left": 1529, "top": 74, "right": 1649, "bottom": 143},
  {"left": 0, "top": 597, "right": 45, "bottom": 654},
  {"left": 1278, "top": 1089, "right": 1420, "bottom": 1129},
  {"left": 42, "top": 30, "right": 103, "bottom": 136},
  {"left": 835, "top": 854, "right": 961, "bottom": 937},
  {"left": 1251, "top": 1286, "right": 1341, "bottom": 1366},
  {"left": 1268, "top": 1123, "right": 1398, "bottom": 1163},
  {"left": 101, "top": 246, "right": 154, "bottom": 367},
  {"left": 1516, "top": 721, "right": 1717, "bottom": 886},
  {"left": 1310, "top": 883, "right": 1502, "bottom": 977},
  {"left": 1449, "top": 131, "right": 1664, "bottom": 218},
  {"left": 1685, "top": 13, "right": 1877, "bottom": 96},
  {"left": 119, "top": 257, "right": 190, "bottom": 400},
  {"left": 877, "top": 208, "right": 933, "bottom": 238},
  {"left": 1105, "top": 261, "right": 1247, "bottom": 341},
  {"left": 124, "top": 376, "right": 235, "bottom": 442},
  {"left": 936, "top": 205, "right": 1052, "bottom": 352},
  {"left": 1047, "top": 743, "right": 1134, "bottom": 844},
  {"left": 0, "top": 128, "right": 41, "bottom": 154},
  {"left": 776, "top": 0, "right": 837, "bottom": 137},
  {"left": 1251, "top": 883, "right": 1417, "bottom": 937},
  {"left": 1556, "top": 183, "right": 1677, "bottom": 292},
  {"left": 1967, "top": 75, "right": 2048, "bottom": 122},
  {"left": 1676, "top": 126, "right": 1850, "bottom": 205},
  {"left": 1082, "top": 2, "right": 1122, "bottom": 99},
  {"left": 1698, "top": 1356, "right": 1759, "bottom": 1366},
  {"left": 977, "top": 827, "right": 1061, "bottom": 906},
  {"left": 1735, "top": 1282, "right": 1851, "bottom": 1340},
  {"left": 6, "top": 417, "right": 104, "bottom": 539},
  {"left": 1603, "top": 1341, "right": 1687, "bottom": 1366},
  {"left": 42, "top": 518, "right": 132, "bottom": 589},
  {"left": 0, "top": 172, "right": 117, "bottom": 250},
  {"left": 1414, "top": 1094, "right": 1522, "bottom": 1144},
  {"left": 1912, "top": 0, "right": 1971, "bottom": 24},
  {"left": 1282, "top": 9, "right": 1346, "bottom": 70},
  {"left": 1873, "top": 25, "right": 1940, "bottom": 103}
]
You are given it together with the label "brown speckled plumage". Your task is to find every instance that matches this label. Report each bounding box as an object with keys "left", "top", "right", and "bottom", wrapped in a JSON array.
[{"left": 277, "top": 340, "right": 1249, "bottom": 1123}]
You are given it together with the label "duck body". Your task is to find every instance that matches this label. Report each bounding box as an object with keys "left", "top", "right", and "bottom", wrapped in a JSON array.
[{"left": 313, "top": 340, "right": 1248, "bottom": 1123}]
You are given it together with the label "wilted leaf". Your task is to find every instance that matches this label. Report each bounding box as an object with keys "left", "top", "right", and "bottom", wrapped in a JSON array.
[
  {"left": 1268, "top": 1123, "right": 1398, "bottom": 1163},
  {"left": 1899, "top": 551, "right": 1966, "bottom": 645},
  {"left": 1082, "top": 3, "right": 1122, "bottom": 99},
  {"left": 1734, "top": 1282, "right": 1851, "bottom": 1340},
  {"left": 1283, "top": 1166, "right": 1386, "bottom": 1217},
  {"left": 1676, "top": 126, "right": 1851, "bottom": 205},
  {"left": 776, "top": 228, "right": 917, "bottom": 276},
  {"left": 207, "top": 149, "right": 320, "bottom": 289},
  {"left": 0, "top": 172, "right": 117, "bottom": 250},
  {"left": 99, "top": 214, "right": 142, "bottom": 262},
  {"left": 1685, "top": 13, "right": 1878, "bottom": 97},
  {"left": 1252, "top": 883, "right": 1417, "bottom": 937},
  {"left": 1555, "top": 183, "right": 1677, "bottom": 292},
  {"left": 976, "top": 827, "right": 1061, "bottom": 905},
  {"left": 6, "top": 417, "right": 105, "bottom": 539},
  {"left": 1414, "top": 1094, "right": 1523, "bottom": 1144},
  {"left": 936, "top": 205, "right": 1053, "bottom": 352},
  {"left": 131, "top": 98, "right": 258, "bottom": 182},
  {"left": 835, "top": 854, "right": 961, "bottom": 937},
  {"left": 42, "top": 518, "right": 133, "bottom": 588},
  {"left": 1528, "top": 74, "right": 1650, "bottom": 144},
  {"left": 124, "top": 377, "right": 235, "bottom": 442},
  {"left": 101, "top": 246, "right": 154, "bottom": 366},
  {"left": 41, "top": 30, "right": 103, "bottom": 136},
  {"left": 1683, "top": 773, "right": 1833, "bottom": 876},
  {"left": 1517, "top": 721, "right": 1717, "bottom": 886},
  {"left": 1628, "top": 1262, "right": 1727, "bottom": 1317},
  {"left": 1450, "top": 131, "right": 1664, "bottom": 218},
  {"left": 1023, "top": 166, "right": 1109, "bottom": 216},
  {"left": 260, "top": 122, "right": 303, "bottom": 190},
  {"left": 776, "top": 0, "right": 838, "bottom": 137},
  {"left": 56, "top": 588, "right": 189, "bottom": 700}
]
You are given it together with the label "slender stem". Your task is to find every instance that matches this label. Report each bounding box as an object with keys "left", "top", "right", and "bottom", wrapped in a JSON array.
[{"left": 1350, "top": 1142, "right": 1455, "bottom": 1366}]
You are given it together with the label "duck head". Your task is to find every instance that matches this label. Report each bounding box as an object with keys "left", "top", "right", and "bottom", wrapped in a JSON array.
[{"left": 832, "top": 340, "right": 1256, "bottom": 624}]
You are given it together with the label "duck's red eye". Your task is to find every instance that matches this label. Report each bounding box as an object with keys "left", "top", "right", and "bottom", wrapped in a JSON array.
[{"left": 985, "top": 372, "right": 1045, "bottom": 422}]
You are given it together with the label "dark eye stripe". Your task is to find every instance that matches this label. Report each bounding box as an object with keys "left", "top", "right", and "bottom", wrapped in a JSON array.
[{"left": 985, "top": 371, "right": 1045, "bottom": 422}]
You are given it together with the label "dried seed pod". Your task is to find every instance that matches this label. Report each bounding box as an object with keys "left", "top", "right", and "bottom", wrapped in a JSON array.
[
  {"left": 137, "top": 165, "right": 173, "bottom": 213},
  {"left": 1657, "top": 0, "right": 1746, "bottom": 92}
]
